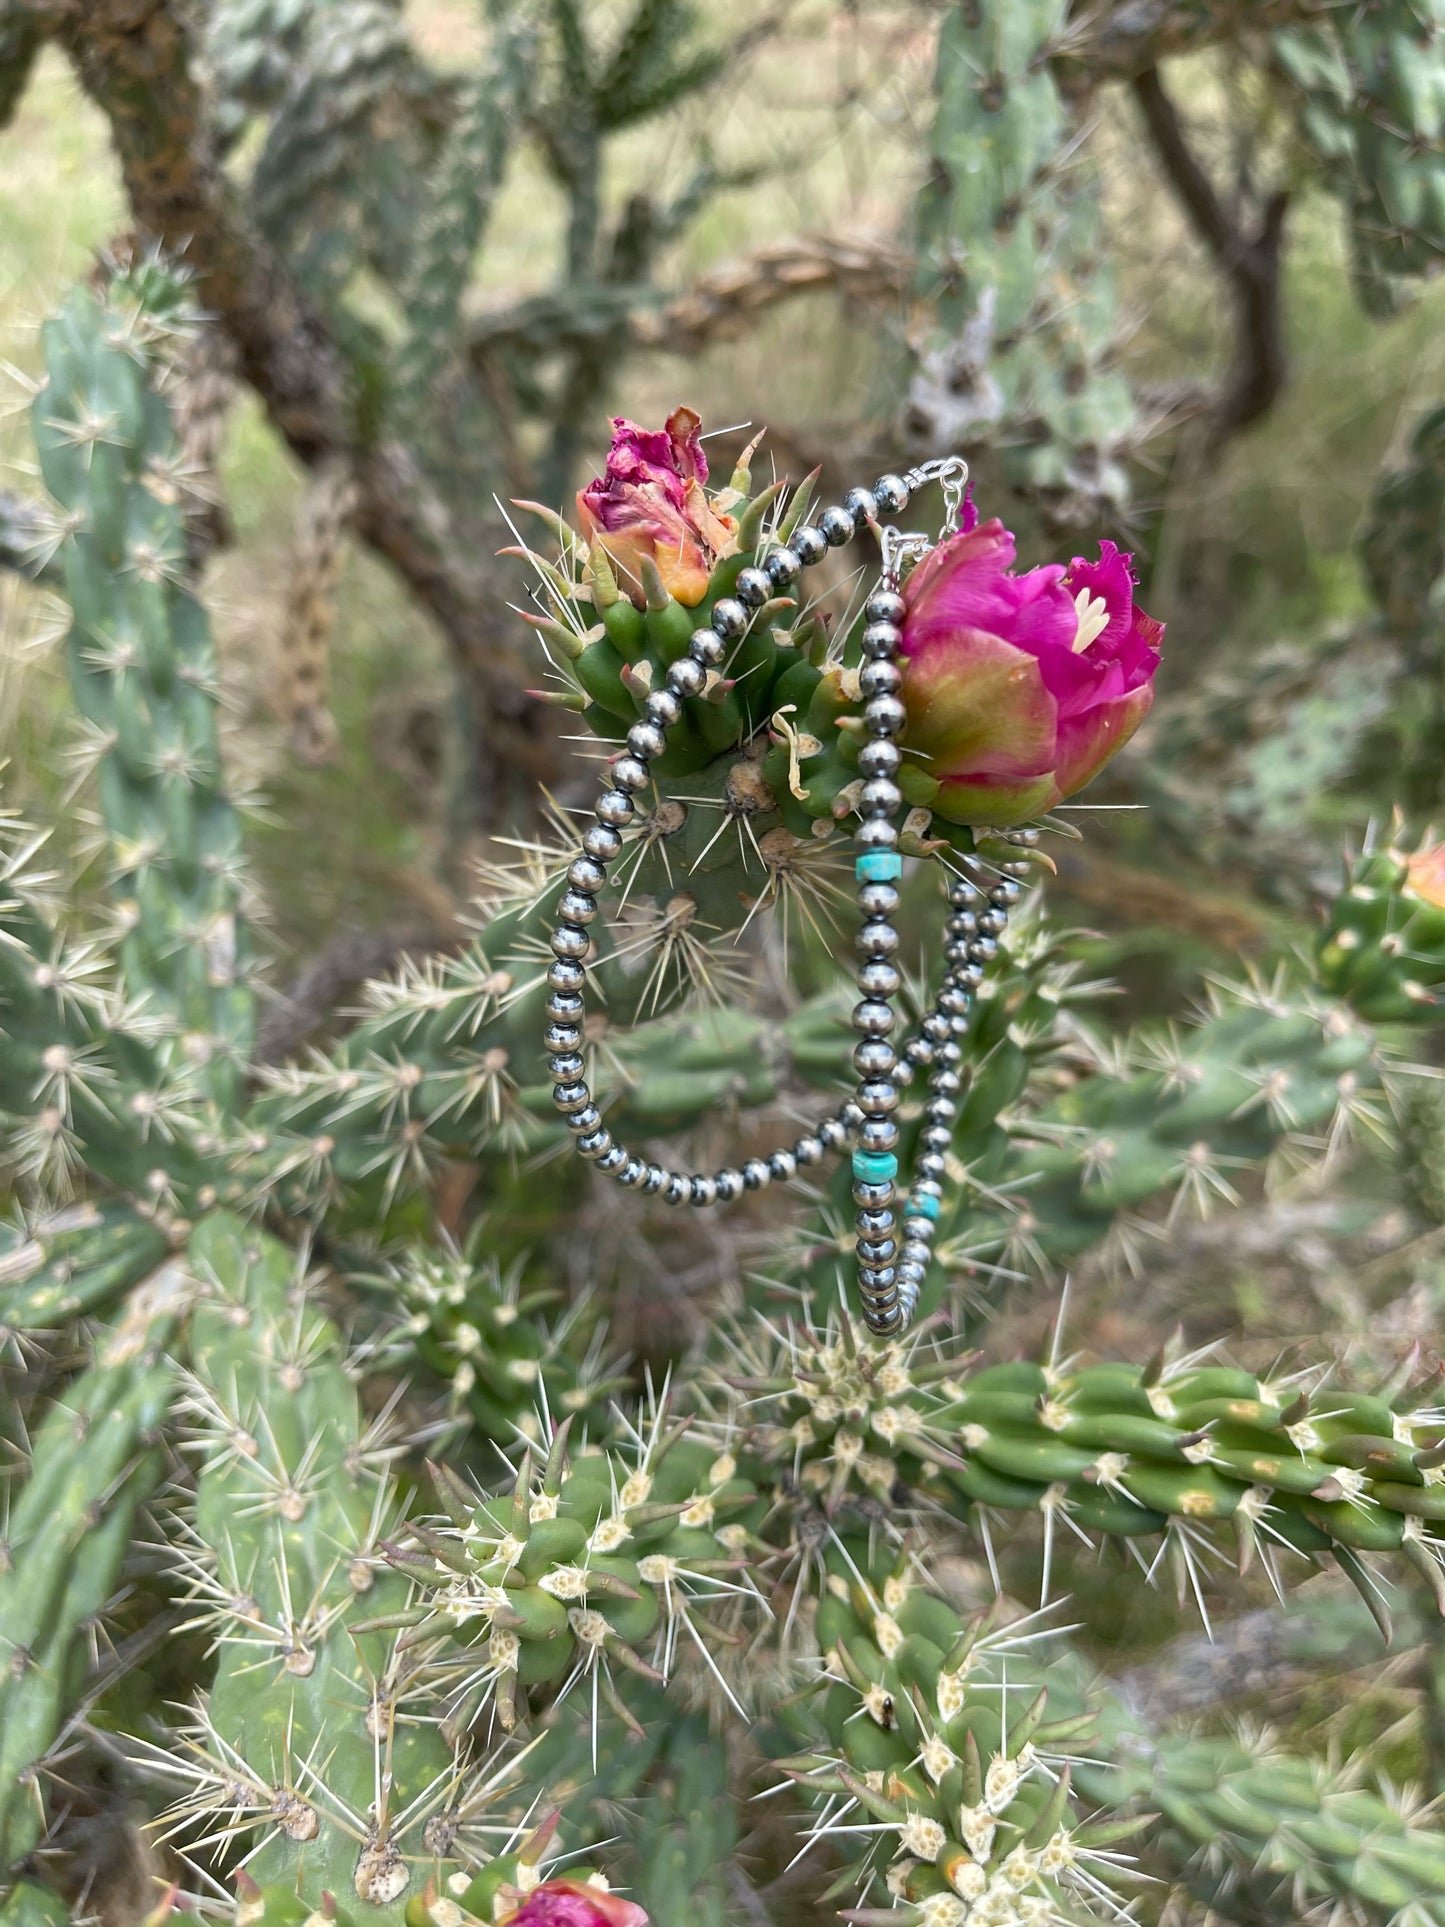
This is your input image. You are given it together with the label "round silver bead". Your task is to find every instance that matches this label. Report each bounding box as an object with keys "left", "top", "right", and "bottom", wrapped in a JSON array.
[
  {"left": 858, "top": 1079, "right": 899, "bottom": 1115},
  {"left": 865, "top": 588, "right": 906, "bottom": 626},
  {"left": 734, "top": 567, "right": 771, "bottom": 609},
  {"left": 1007, "top": 827, "right": 1041, "bottom": 847},
  {"left": 627, "top": 722, "right": 666, "bottom": 762},
  {"left": 710, "top": 599, "right": 748, "bottom": 639},
  {"left": 548, "top": 957, "right": 585, "bottom": 993},
  {"left": 568, "top": 856, "right": 608, "bottom": 894},
  {"left": 597, "top": 1143, "right": 628, "bottom": 1174},
  {"left": 764, "top": 545, "right": 801, "bottom": 587},
  {"left": 859, "top": 658, "right": 902, "bottom": 697},
  {"left": 938, "top": 984, "right": 971, "bottom": 1017},
  {"left": 544, "top": 1023, "right": 581, "bottom": 1053},
  {"left": 578, "top": 1128, "right": 613, "bottom": 1161},
  {"left": 873, "top": 473, "right": 909, "bottom": 514},
  {"left": 768, "top": 1149, "right": 798, "bottom": 1183},
  {"left": 894, "top": 1058, "right": 916, "bottom": 1087},
  {"left": 793, "top": 1133, "right": 825, "bottom": 1166},
  {"left": 860, "top": 777, "right": 902, "bottom": 815},
  {"left": 968, "top": 936, "right": 999, "bottom": 964},
  {"left": 844, "top": 486, "right": 877, "bottom": 527},
  {"left": 860, "top": 621, "right": 902, "bottom": 660},
  {"left": 617, "top": 1158, "right": 646, "bottom": 1188},
  {"left": 1001, "top": 858, "right": 1033, "bottom": 877},
  {"left": 792, "top": 525, "right": 827, "bottom": 566},
  {"left": 920, "top": 1124, "right": 952, "bottom": 1152},
  {"left": 644, "top": 688, "right": 682, "bottom": 727},
  {"left": 853, "top": 1179, "right": 893, "bottom": 1210},
  {"left": 855, "top": 817, "right": 899, "bottom": 850},
  {"left": 596, "top": 788, "right": 634, "bottom": 825},
  {"left": 858, "top": 1237, "right": 897, "bottom": 1266},
  {"left": 853, "top": 1037, "right": 897, "bottom": 1077},
  {"left": 663, "top": 1174, "right": 693, "bottom": 1206},
  {"left": 942, "top": 940, "right": 971, "bottom": 968},
  {"left": 989, "top": 877, "right": 1022, "bottom": 907},
  {"left": 566, "top": 1104, "right": 600, "bottom": 1134},
  {"left": 641, "top": 1165, "right": 668, "bottom": 1196},
  {"left": 901, "top": 1235, "right": 933, "bottom": 1264},
  {"left": 840, "top": 1100, "right": 865, "bottom": 1130},
  {"left": 857, "top": 920, "right": 899, "bottom": 956},
  {"left": 948, "top": 911, "right": 978, "bottom": 938},
  {"left": 611, "top": 756, "right": 651, "bottom": 794},
  {"left": 858, "top": 1206, "right": 894, "bottom": 1239},
  {"left": 859, "top": 1115, "right": 899, "bottom": 1153},
  {"left": 930, "top": 1069, "right": 963, "bottom": 1101},
  {"left": 857, "top": 960, "right": 901, "bottom": 997},
  {"left": 553, "top": 1080, "right": 591, "bottom": 1113},
  {"left": 689, "top": 1174, "right": 718, "bottom": 1207},
  {"left": 714, "top": 1168, "right": 744, "bottom": 1202},
  {"left": 742, "top": 1157, "right": 772, "bottom": 1191},
  {"left": 897, "top": 1260, "right": 925, "bottom": 1291},
  {"left": 546, "top": 989, "right": 584, "bottom": 1022},
  {"left": 551, "top": 1051, "right": 586, "bottom": 1081},
  {"left": 583, "top": 823, "right": 623, "bottom": 862},
  {"left": 668, "top": 656, "right": 706, "bottom": 696},
  {"left": 819, "top": 1117, "right": 848, "bottom": 1150},
  {"left": 948, "top": 878, "right": 978, "bottom": 907},
  {"left": 865, "top": 695, "right": 906, "bottom": 736},
  {"left": 922, "top": 1012, "right": 952, "bottom": 1043},
  {"left": 953, "top": 959, "right": 986, "bottom": 986},
  {"left": 976, "top": 906, "right": 1008, "bottom": 937},
  {"left": 918, "top": 1151, "right": 946, "bottom": 1181},
  {"left": 936, "top": 1038, "right": 964, "bottom": 1067},
  {"left": 690, "top": 628, "right": 726, "bottom": 666},
  {"left": 906, "top": 1036, "right": 935, "bottom": 1067},
  {"left": 852, "top": 997, "right": 895, "bottom": 1035},
  {"left": 819, "top": 505, "right": 855, "bottom": 546},
  {"left": 858, "top": 739, "right": 901, "bottom": 777},
  {"left": 858, "top": 882, "right": 899, "bottom": 917},
  {"left": 558, "top": 888, "right": 597, "bottom": 926},
  {"left": 551, "top": 925, "right": 590, "bottom": 961},
  {"left": 924, "top": 1097, "right": 956, "bottom": 1125}
]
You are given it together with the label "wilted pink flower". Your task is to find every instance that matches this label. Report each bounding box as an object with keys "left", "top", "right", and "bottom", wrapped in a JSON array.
[
  {"left": 577, "top": 406, "right": 738, "bottom": 608},
  {"left": 898, "top": 499, "right": 1163, "bottom": 827},
  {"left": 496, "top": 1879, "right": 648, "bottom": 1927},
  {"left": 1406, "top": 844, "right": 1445, "bottom": 910}
]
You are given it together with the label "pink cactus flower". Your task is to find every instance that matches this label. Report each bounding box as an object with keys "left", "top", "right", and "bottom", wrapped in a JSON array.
[
  {"left": 496, "top": 1879, "right": 648, "bottom": 1927},
  {"left": 577, "top": 406, "right": 738, "bottom": 608},
  {"left": 897, "top": 498, "right": 1164, "bottom": 828}
]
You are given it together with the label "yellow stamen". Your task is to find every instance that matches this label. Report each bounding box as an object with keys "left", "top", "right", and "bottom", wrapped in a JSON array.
[{"left": 1072, "top": 587, "right": 1109, "bottom": 652}]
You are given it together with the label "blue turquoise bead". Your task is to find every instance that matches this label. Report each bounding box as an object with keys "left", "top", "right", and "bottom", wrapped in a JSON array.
[
  {"left": 856, "top": 851, "right": 902, "bottom": 883},
  {"left": 852, "top": 1150, "right": 898, "bottom": 1183},
  {"left": 910, "top": 1192, "right": 941, "bottom": 1221}
]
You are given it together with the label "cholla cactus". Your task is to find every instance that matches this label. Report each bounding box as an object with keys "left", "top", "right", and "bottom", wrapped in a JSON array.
[{"left": 4, "top": 260, "right": 1445, "bottom": 1927}]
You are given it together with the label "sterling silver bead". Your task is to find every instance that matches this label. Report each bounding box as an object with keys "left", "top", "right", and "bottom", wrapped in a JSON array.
[
  {"left": 558, "top": 888, "right": 597, "bottom": 925},
  {"left": 596, "top": 788, "right": 634, "bottom": 825},
  {"left": 734, "top": 567, "right": 771, "bottom": 609},
  {"left": 548, "top": 957, "right": 585, "bottom": 992},
  {"left": 792, "top": 525, "right": 827, "bottom": 566},
  {"left": 642, "top": 1165, "right": 667, "bottom": 1195},
  {"left": 664, "top": 1174, "right": 693, "bottom": 1205},
  {"left": 853, "top": 1179, "right": 893, "bottom": 1209},
  {"left": 861, "top": 622, "right": 902, "bottom": 659},
  {"left": 856, "top": 818, "right": 899, "bottom": 851},
  {"left": 578, "top": 1128, "right": 613, "bottom": 1160},
  {"left": 690, "top": 628, "right": 725, "bottom": 666},
  {"left": 976, "top": 906, "right": 1008, "bottom": 936},
  {"left": 858, "top": 739, "right": 901, "bottom": 777},
  {"left": 714, "top": 1168, "right": 744, "bottom": 1201},
  {"left": 546, "top": 989, "right": 584, "bottom": 1022},
  {"left": 859, "top": 1079, "right": 899, "bottom": 1114},
  {"left": 968, "top": 935, "right": 999, "bottom": 963},
  {"left": 612, "top": 756, "right": 651, "bottom": 793},
  {"left": 597, "top": 1143, "right": 628, "bottom": 1173},
  {"left": 617, "top": 1158, "right": 646, "bottom": 1187},
  {"left": 793, "top": 1134, "right": 825, "bottom": 1165},
  {"left": 551, "top": 926, "right": 590, "bottom": 961},
  {"left": 820, "top": 505, "right": 855, "bottom": 546},
  {"left": 553, "top": 1080, "right": 590, "bottom": 1112},
  {"left": 644, "top": 688, "right": 682, "bottom": 728},
  {"left": 710, "top": 599, "right": 748, "bottom": 639},
  {"left": 858, "top": 881, "right": 899, "bottom": 917},
  {"left": 860, "top": 777, "right": 901, "bottom": 815},
  {"left": 764, "top": 545, "right": 801, "bottom": 587},
  {"left": 566, "top": 1104, "right": 600, "bottom": 1133},
  {"left": 859, "top": 1116, "right": 899, "bottom": 1153},
  {"left": 844, "top": 486, "right": 877, "bottom": 526},
  {"left": 859, "top": 658, "right": 902, "bottom": 696},
  {"left": 689, "top": 1174, "right": 718, "bottom": 1206},
  {"left": 874, "top": 473, "right": 909, "bottom": 514},
  {"left": 918, "top": 1151, "right": 946, "bottom": 1180},
  {"left": 583, "top": 823, "right": 623, "bottom": 861},
  {"left": 544, "top": 1023, "right": 581, "bottom": 1053},
  {"left": 854, "top": 1037, "right": 897, "bottom": 1076},
  {"left": 628, "top": 722, "right": 666, "bottom": 762},
  {"left": 865, "top": 588, "right": 906, "bottom": 625},
  {"left": 858, "top": 960, "right": 901, "bottom": 997},
  {"left": 819, "top": 1116, "right": 849, "bottom": 1149},
  {"left": 857, "top": 920, "right": 900, "bottom": 956},
  {"left": 769, "top": 1149, "right": 798, "bottom": 1182},
  {"left": 989, "top": 877, "right": 1022, "bottom": 906},
  {"left": 852, "top": 997, "right": 895, "bottom": 1034},
  {"left": 865, "top": 695, "right": 906, "bottom": 736},
  {"left": 668, "top": 656, "right": 706, "bottom": 696},
  {"left": 568, "top": 856, "right": 608, "bottom": 893},
  {"left": 742, "top": 1157, "right": 772, "bottom": 1191}
]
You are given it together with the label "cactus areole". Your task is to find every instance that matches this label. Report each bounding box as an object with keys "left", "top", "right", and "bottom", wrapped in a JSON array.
[{"left": 532, "top": 412, "right": 1163, "bottom": 1338}]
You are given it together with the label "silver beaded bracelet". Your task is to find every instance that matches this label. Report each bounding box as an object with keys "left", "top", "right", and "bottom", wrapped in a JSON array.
[{"left": 544, "top": 457, "right": 1034, "bottom": 1337}]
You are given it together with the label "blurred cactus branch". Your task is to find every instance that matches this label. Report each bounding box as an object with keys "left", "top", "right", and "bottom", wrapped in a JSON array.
[
  {"left": 467, "top": 236, "right": 908, "bottom": 368},
  {"left": 32, "top": 0, "right": 539, "bottom": 821},
  {"left": 1130, "top": 63, "right": 1291, "bottom": 443},
  {"left": 0, "top": 488, "right": 60, "bottom": 587},
  {"left": 1052, "top": 0, "right": 1334, "bottom": 90}
]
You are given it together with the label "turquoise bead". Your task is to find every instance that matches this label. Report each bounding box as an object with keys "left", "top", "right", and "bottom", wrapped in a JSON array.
[
  {"left": 856, "top": 851, "right": 902, "bottom": 883},
  {"left": 852, "top": 1150, "right": 898, "bottom": 1183},
  {"left": 909, "top": 1192, "right": 941, "bottom": 1221}
]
